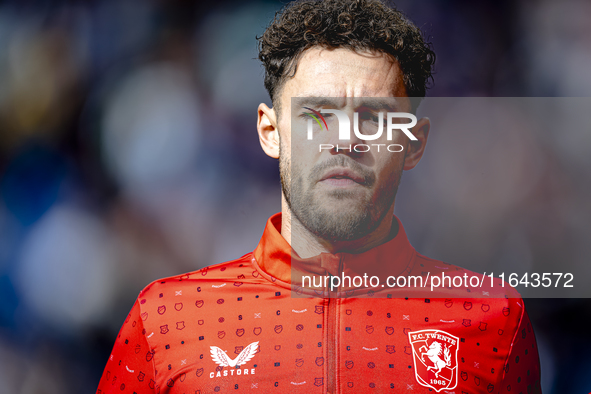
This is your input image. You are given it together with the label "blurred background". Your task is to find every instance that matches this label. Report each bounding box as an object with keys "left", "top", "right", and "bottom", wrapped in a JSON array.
[{"left": 0, "top": 0, "right": 589, "bottom": 392}]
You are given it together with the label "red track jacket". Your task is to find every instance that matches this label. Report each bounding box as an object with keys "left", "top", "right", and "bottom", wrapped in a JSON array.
[{"left": 97, "top": 214, "right": 541, "bottom": 393}]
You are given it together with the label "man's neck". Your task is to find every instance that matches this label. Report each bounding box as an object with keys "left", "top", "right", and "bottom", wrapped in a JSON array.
[{"left": 280, "top": 194, "right": 397, "bottom": 259}]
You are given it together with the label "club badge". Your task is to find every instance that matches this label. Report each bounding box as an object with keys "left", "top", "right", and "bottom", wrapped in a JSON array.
[{"left": 407, "top": 329, "right": 459, "bottom": 392}]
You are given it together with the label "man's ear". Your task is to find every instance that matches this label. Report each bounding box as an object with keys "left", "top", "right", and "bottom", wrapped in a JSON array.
[
  {"left": 403, "top": 116, "right": 430, "bottom": 170},
  {"left": 257, "top": 103, "right": 279, "bottom": 159}
]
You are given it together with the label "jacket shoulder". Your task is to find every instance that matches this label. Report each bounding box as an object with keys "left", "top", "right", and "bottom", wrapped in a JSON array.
[
  {"left": 137, "top": 252, "right": 255, "bottom": 301},
  {"left": 411, "top": 252, "right": 523, "bottom": 300}
]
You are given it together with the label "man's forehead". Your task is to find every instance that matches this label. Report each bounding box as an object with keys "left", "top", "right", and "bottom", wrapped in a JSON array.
[{"left": 284, "top": 47, "right": 407, "bottom": 98}]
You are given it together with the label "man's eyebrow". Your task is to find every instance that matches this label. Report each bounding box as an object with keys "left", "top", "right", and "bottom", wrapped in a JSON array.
[
  {"left": 295, "top": 97, "right": 343, "bottom": 108},
  {"left": 294, "top": 97, "right": 401, "bottom": 111}
]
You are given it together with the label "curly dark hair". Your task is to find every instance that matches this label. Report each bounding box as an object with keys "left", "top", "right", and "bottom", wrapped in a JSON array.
[{"left": 258, "top": 0, "right": 435, "bottom": 113}]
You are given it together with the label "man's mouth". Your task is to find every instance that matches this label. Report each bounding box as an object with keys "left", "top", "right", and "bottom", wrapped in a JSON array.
[{"left": 319, "top": 168, "right": 367, "bottom": 187}]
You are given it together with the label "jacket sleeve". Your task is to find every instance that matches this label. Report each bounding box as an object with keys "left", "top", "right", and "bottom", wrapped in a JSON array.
[
  {"left": 97, "top": 299, "right": 156, "bottom": 393},
  {"left": 499, "top": 302, "right": 542, "bottom": 393}
]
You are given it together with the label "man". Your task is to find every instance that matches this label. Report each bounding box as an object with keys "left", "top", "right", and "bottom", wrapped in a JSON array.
[{"left": 97, "top": 0, "right": 541, "bottom": 393}]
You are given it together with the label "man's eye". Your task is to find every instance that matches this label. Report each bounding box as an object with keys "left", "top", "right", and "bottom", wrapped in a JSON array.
[
  {"left": 299, "top": 112, "right": 317, "bottom": 119},
  {"left": 359, "top": 111, "right": 381, "bottom": 122}
]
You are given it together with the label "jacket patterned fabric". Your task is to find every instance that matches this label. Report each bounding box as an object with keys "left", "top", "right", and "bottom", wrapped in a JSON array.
[{"left": 97, "top": 214, "right": 541, "bottom": 393}]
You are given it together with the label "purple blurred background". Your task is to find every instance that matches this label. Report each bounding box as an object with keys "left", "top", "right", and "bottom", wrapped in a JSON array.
[{"left": 0, "top": 0, "right": 590, "bottom": 392}]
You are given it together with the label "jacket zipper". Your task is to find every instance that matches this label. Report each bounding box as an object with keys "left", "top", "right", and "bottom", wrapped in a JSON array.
[
  {"left": 322, "top": 255, "right": 343, "bottom": 394},
  {"left": 326, "top": 295, "right": 337, "bottom": 394},
  {"left": 326, "top": 263, "right": 341, "bottom": 394}
]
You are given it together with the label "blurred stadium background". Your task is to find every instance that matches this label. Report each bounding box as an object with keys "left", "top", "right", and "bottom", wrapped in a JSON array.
[{"left": 0, "top": 0, "right": 590, "bottom": 392}]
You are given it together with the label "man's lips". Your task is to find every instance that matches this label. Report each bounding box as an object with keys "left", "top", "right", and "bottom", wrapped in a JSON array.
[{"left": 319, "top": 168, "right": 367, "bottom": 186}]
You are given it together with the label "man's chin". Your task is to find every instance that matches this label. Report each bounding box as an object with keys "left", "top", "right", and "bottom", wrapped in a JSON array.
[
  {"left": 297, "top": 208, "right": 373, "bottom": 241},
  {"left": 311, "top": 205, "right": 370, "bottom": 220}
]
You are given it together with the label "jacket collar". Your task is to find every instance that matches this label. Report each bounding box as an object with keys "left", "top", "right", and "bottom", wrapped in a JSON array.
[{"left": 252, "top": 213, "right": 416, "bottom": 290}]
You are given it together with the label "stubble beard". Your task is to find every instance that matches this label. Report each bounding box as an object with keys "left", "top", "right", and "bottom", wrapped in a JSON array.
[{"left": 279, "top": 141, "right": 402, "bottom": 243}]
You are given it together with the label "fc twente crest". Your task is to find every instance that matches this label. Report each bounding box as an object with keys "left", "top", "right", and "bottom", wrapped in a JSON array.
[{"left": 407, "top": 329, "right": 459, "bottom": 392}]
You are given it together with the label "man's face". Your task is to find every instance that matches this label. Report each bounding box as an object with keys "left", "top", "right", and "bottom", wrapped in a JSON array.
[{"left": 273, "top": 47, "right": 417, "bottom": 242}]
